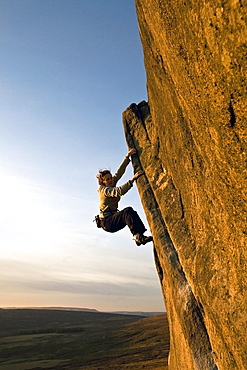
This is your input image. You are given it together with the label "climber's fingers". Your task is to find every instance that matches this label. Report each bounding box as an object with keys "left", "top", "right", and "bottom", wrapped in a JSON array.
[
  {"left": 132, "top": 171, "right": 144, "bottom": 181},
  {"left": 127, "top": 148, "right": 137, "bottom": 157}
]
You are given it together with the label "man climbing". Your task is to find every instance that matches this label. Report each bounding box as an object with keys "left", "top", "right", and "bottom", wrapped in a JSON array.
[{"left": 96, "top": 148, "right": 153, "bottom": 246}]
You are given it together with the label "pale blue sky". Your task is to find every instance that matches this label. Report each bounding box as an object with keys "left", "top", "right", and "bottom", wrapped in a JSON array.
[{"left": 0, "top": 0, "right": 165, "bottom": 312}]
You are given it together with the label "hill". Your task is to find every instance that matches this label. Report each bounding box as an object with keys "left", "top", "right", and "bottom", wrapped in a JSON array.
[{"left": 0, "top": 308, "right": 169, "bottom": 369}]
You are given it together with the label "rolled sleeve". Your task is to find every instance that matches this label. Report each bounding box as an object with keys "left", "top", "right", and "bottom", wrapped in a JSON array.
[{"left": 103, "top": 180, "right": 133, "bottom": 197}]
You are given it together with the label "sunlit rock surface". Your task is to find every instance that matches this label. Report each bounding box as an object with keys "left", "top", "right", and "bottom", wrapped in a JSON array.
[{"left": 122, "top": 1, "right": 247, "bottom": 369}]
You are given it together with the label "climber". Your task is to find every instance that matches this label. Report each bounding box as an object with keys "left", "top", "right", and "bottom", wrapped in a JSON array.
[{"left": 96, "top": 148, "right": 153, "bottom": 246}]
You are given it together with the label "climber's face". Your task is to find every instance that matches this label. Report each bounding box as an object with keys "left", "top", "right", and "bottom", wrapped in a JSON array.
[{"left": 102, "top": 173, "right": 114, "bottom": 187}]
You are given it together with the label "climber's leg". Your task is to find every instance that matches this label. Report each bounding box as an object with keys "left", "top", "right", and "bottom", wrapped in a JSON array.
[
  {"left": 102, "top": 206, "right": 146, "bottom": 235},
  {"left": 102, "top": 207, "right": 153, "bottom": 245}
]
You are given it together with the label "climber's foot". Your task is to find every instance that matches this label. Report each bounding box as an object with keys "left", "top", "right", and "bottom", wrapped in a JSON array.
[{"left": 135, "top": 234, "right": 153, "bottom": 246}]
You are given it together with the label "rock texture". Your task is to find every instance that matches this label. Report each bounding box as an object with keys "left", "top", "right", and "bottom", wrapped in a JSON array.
[{"left": 122, "top": 1, "right": 247, "bottom": 369}]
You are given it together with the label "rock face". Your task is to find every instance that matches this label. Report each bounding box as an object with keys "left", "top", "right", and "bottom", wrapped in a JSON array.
[{"left": 122, "top": 1, "right": 247, "bottom": 370}]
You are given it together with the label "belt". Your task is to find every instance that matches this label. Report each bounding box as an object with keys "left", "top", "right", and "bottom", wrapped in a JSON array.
[{"left": 100, "top": 209, "right": 118, "bottom": 220}]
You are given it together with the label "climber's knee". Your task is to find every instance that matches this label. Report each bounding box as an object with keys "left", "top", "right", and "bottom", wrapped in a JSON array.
[{"left": 124, "top": 206, "right": 134, "bottom": 213}]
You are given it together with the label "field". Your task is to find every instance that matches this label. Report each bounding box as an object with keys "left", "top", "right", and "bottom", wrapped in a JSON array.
[{"left": 0, "top": 309, "right": 169, "bottom": 369}]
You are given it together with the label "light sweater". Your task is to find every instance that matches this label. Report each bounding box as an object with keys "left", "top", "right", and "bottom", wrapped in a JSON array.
[{"left": 98, "top": 155, "right": 133, "bottom": 218}]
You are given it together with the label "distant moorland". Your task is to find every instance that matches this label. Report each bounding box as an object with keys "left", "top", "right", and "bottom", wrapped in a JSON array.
[{"left": 0, "top": 308, "right": 169, "bottom": 369}]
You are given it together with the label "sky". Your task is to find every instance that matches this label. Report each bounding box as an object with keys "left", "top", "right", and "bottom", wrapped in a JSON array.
[{"left": 0, "top": 0, "right": 165, "bottom": 312}]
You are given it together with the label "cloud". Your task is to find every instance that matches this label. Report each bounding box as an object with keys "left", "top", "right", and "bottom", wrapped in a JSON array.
[
  {"left": 25, "top": 279, "right": 161, "bottom": 298},
  {"left": 0, "top": 256, "right": 160, "bottom": 298}
]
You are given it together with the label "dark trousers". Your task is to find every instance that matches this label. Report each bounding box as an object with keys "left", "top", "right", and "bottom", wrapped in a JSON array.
[{"left": 101, "top": 207, "right": 146, "bottom": 236}]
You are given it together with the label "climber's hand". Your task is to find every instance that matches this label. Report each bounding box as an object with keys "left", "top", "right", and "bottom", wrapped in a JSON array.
[
  {"left": 131, "top": 171, "right": 144, "bottom": 182},
  {"left": 127, "top": 148, "right": 137, "bottom": 157}
]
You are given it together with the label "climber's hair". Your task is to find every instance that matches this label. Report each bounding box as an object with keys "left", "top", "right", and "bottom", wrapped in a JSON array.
[{"left": 96, "top": 169, "right": 112, "bottom": 185}]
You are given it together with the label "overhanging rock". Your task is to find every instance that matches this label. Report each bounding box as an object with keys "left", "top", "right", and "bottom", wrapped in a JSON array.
[{"left": 123, "top": 102, "right": 218, "bottom": 370}]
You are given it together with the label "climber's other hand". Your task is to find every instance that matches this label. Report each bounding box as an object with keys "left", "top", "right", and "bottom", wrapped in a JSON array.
[
  {"left": 131, "top": 171, "right": 144, "bottom": 182},
  {"left": 127, "top": 148, "right": 137, "bottom": 157}
]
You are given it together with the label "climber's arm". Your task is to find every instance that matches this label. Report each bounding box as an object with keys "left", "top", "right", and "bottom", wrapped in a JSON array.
[{"left": 113, "top": 149, "right": 137, "bottom": 184}]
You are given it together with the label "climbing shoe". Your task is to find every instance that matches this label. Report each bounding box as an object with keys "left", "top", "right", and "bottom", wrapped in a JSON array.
[{"left": 135, "top": 234, "right": 153, "bottom": 246}]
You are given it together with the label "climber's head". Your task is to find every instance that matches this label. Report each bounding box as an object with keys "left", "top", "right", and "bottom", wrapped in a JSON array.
[{"left": 97, "top": 170, "right": 113, "bottom": 186}]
